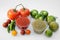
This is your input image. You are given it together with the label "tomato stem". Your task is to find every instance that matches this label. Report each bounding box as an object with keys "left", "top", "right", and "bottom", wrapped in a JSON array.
[
  {"left": 15, "top": 4, "right": 25, "bottom": 10},
  {"left": 13, "top": 9, "right": 17, "bottom": 12}
]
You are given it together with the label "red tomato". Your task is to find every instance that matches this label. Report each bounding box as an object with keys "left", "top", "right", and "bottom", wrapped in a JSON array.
[
  {"left": 16, "top": 16, "right": 30, "bottom": 30},
  {"left": 25, "top": 29, "right": 31, "bottom": 35},
  {"left": 20, "top": 8, "right": 30, "bottom": 17},
  {"left": 7, "top": 9, "right": 20, "bottom": 20}
]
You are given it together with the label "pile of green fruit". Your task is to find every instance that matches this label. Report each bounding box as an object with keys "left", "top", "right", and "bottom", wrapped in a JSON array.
[
  {"left": 30, "top": 9, "right": 59, "bottom": 37},
  {"left": 30, "top": 9, "right": 48, "bottom": 20}
]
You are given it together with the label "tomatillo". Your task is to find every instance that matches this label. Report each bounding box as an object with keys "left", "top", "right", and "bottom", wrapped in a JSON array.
[
  {"left": 30, "top": 9, "right": 38, "bottom": 18},
  {"left": 46, "top": 16, "right": 56, "bottom": 24},
  {"left": 40, "top": 10, "right": 48, "bottom": 17},
  {"left": 45, "top": 29, "right": 53, "bottom": 37}
]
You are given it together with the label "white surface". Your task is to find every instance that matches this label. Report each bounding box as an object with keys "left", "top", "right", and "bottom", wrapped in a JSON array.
[{"left": 0, "top": 0, "right": 60, "bottom": 40}]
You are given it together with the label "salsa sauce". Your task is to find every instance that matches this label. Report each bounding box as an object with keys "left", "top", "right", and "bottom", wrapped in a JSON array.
[{"left": 16, "top": 16, "right": 30, "bottom": 30}]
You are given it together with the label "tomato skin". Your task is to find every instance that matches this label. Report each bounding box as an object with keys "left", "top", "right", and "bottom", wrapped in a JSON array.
[
  {"left": 7, "top": 9, "right": 20, "bottom": 20},
  {"left": 20, "top": 8, "right": 30, "bottom": 17}
]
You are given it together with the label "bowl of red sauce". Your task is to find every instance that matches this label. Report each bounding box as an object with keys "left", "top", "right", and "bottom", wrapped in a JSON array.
[{"left": 16, "top": 16, "right": 30, "bottom": 30}]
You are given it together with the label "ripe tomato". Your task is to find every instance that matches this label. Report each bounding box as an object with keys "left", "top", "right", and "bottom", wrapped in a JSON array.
[
  {"left": 20, "top": 8, "right": 30, "bottom": 17},
  {"left": 7, "top": 9, "right": 20, "bottom": 20},
  {"left": 25, "top": 29, "right": 31, "bottom": 35}
]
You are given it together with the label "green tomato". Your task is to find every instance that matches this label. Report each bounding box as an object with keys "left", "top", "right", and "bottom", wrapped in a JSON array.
[
  {"left": 45, "top": 29, "right": 53, "bottom": 37},
  {"left": 40, "top": 10, "right": 48, "bottom": 17},
  {"left": 49, "top": 22, "right": 59, "bottom": 32},
  {"left": 30, "top": 9, "right": 38, "bottom": 18},
  {"left": 46, "top": 16, "right": 56, "bottom": 23},
  {"left": 35, "top": 14, "right": 40, "bottom": 19},
  {"left": 39, "top": 16, "right": 44, "bottom": 20}
]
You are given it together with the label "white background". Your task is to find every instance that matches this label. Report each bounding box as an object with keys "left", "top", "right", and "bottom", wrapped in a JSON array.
[{"left": 0, "top": 0, "right": 60, "bottom": 40}]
